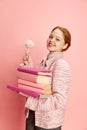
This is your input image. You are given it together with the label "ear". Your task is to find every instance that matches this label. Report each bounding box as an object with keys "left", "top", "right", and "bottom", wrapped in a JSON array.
[{"left": 63, "top": 43, "right": 68, "bottom": 49}]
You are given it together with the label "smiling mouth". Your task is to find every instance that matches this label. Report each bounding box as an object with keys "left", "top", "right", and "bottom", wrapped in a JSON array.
[{"left": 48, "top": 42, "right": 55, "bottom": 47}]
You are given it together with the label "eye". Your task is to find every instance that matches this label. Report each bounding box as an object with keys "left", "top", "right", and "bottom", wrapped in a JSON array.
[{"left": 56, "top": 38, "right": 60, "bottom": 41}]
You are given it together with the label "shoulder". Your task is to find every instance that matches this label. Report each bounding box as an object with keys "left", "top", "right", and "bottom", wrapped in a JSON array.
[
  {"left": 53, "top": 58, "right": 72, "bottom": 81},
  {"left": 56, "top": 58, "right": 70, "bottom": 67}
]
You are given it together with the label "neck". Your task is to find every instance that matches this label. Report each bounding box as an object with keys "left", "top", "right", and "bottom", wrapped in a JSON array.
[{"left": 49, "top": 51, "right": 62, "bottom": 55}]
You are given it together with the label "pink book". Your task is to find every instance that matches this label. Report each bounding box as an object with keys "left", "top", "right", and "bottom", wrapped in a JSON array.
[
  {"left": 7, "top": 85, "right": 40, "bottom": 97},
  {"left": 17, "top": 67, "right": 52, "bottom": 76},
  {"left": 17, "top": 71, "right": 51, "bottom": 84},
  {"left": 18, "top": 84, "right": 52, "bottom": 95},
  {"left": 18, "top": 78, "right": 51, "bottom": 90}
]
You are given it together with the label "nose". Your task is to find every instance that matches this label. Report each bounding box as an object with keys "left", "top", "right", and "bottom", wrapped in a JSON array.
[{"left": 49, "top": 37, "right": 54, "bottom": 41}]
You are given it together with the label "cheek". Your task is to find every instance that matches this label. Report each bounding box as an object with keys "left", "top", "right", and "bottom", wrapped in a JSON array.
[
  {"left": 56, "top": 43, "right": 61, "bottom": 47},
  {"left": 47, "top": 39, "right": 49, "bottom": 43},
  {"left": 55, "top": 43, "right": 63, "bottom": 50},
  {"left": 46, "top": 39, "right": 49, "bottom": 45},
  {"left": 56, "top": 41, "right": 64, "bottom": 47}
]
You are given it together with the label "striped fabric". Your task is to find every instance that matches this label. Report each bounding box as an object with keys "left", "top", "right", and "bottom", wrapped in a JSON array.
[{"left": 25, "top": 52, "right": 72, "bottom": 129}]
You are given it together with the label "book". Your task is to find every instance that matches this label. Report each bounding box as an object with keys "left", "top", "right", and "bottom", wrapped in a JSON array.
[
  {"left": 18, "top": 92, "right": 28, "bottom": 97},
  {"left": 18, "top": 84, "right": 52, "bottom": 95},
  {"left": 17, "top": 71, "right": 51, "bottom": 84},
  {"left": 7, "top": 85, "right": 40, "bottom": 97},
  {"left": 40, "top": 94, "right": 51, "bottom": 98},
  {"left": 17, "top": 67, "right": 52, "bottom": 76},
  {"left": 17, "top": 78, "right": 51, "bottom": 90},
  {"left": 19, "top": 92, "right": 51, "bottom": 98}
]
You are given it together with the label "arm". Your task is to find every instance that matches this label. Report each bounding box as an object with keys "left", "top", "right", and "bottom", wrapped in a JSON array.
[{"left": 25, "top": 59, "right": 71, "bottom": 112}]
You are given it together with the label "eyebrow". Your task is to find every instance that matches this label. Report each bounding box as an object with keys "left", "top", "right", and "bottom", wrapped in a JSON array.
[
  {"left": 55, "top": 35, "right": 62, "bottom": 39},
  {"left": 49, "top": 33, "right": 63, "bottom": 40}
]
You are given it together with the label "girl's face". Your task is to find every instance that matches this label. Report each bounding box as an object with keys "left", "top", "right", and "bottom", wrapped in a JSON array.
[{"left": 47, "top": 28, "right": 67, "bottom": 53}]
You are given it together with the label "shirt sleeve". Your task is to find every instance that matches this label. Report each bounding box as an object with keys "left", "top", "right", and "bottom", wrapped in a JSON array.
[{"left": 25, "top": 59, "right": 72, "bottom": 112}]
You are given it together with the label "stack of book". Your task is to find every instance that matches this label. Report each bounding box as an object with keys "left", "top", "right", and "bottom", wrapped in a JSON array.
[{"left": 7, "top": 67, "right": 52, "bottom": 98}]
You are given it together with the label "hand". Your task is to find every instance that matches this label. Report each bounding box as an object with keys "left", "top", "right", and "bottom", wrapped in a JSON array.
[{"left": 22, "top": 53, "right": 33, "bottom": 67}]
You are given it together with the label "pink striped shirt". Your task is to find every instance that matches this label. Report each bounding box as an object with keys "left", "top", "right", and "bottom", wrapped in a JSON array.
[{"left": 25, "top": 52, "right": 72, "bottom": 129}]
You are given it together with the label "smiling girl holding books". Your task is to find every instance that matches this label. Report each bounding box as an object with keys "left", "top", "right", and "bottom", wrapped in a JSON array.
[{"left": 24, "top": 26, "right": 72, "bottom": 130}]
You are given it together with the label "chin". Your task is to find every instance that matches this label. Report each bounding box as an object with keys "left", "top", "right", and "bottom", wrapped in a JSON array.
[{"left": 47, "top": 47, "right": 54, "bottom": 51}]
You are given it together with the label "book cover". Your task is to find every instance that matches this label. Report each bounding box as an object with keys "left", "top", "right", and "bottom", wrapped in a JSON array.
[
  {"left": 18, "top": 84, "right": 52, "bottom": 95},
  {"left": 7, "top": 85, "right": 40, "bottom": 97},
  {"left": 18, "top": 78, "right": 51, "bottom": 90},
  {"left": 17, "top": 67, "right": 52, "bottom": 76}
]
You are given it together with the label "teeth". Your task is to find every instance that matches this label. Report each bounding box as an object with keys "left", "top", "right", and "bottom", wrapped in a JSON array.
[
  {"left": 49, "top": 43, "right": 52, "bottom": 45},
  {"left": 49, "top": 43, "right": 53, "bottom": 46},
  {"left": 47, "top": 42, "right": 54, "bottom": 47}
]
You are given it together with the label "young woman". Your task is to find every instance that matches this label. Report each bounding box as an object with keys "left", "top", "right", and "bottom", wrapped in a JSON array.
[{"left": 25, "top": 26, "right": 72, "bottom": 130}]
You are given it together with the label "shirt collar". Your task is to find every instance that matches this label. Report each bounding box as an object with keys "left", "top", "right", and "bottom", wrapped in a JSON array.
[
  {"left": 44, "top": 52, "right": 63, "bottom": 69},
  {"left": 47, "top": 52, "right": 63, "bottom": 60}
]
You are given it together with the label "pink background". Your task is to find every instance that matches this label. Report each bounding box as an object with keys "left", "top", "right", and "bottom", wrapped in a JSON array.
[{"left": 0, "top": 0, "right": 87, "bottom": 130}]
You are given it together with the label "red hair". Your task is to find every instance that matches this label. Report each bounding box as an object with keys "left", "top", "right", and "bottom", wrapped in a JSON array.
[{"left": 51, "top": 26, "right": 71, "bottom": 51}]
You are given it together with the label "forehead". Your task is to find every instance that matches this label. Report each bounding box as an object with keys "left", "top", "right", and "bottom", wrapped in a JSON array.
[{"left": 51, "top": 29, "right": 64, "bottom": 38}]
